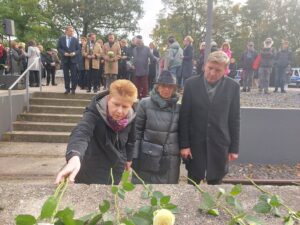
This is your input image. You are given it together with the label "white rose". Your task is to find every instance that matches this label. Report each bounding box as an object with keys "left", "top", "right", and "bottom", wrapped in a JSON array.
[{"left": 153, "top": 209, "right": 175, "bottom": 225}]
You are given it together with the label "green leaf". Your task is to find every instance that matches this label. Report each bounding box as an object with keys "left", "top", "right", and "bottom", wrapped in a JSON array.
[
  {"left": 120, "top": 218, "right": 135, "bottom": 225},
  {"left": 77, "top": 212, "right": 97, "bottom": 222},
  {"left": 151, "top": 197, "right": 158, "bottom": 206},
  {"left": 160, "top": 196, "right": 171, "bottom": 205},
  {"left": 40, "top": 196, "right": 58, "bottom": 219},
  {"left": 111, "top": 186, "right": 118, "bottom": 194},
  {"left": 199, "top": 192, "right": 215, "bottom": 211},
  {"left": 207, "top": 209, "right": 219, "bottom": 216},
  {"left": 139, "top": 206, "right": 153, "bottom": 214},
  {"left": 229, "top": 218, "right": 238, "bottom": 225},
  {"left": 259, "top": 194, "right": 270, "bottom": 202},
  {"left": 103, "top": 221, "right": 114, "bottom": 225},
  {"left": 141, "top": 191, "right": 150, "bottom": 199},
  {"left": 131, "top": 211, "right": 152, "bottom": 225},
  {"left": 296, "top": 211, "right": 300, "bottom": 218},
  {"left": 225, "top": 196, "right": 235, "bottom": 206},
  {"left": 55, "top": 207, "right": 75, "bottom": 225},
  {"left": 244, "top": 215, "right": 265, "bottom": 225},
  {"left": 86, "top": 213, "right": 102, "bottom": 225},
  {"left": 230, "top": 184, "right": 242, "bottom": 196},
  {"left": 152, "top": 191, "right": 164, "bottom": 199},
  {"left": 99, "top": 200, "right": 110, "bottom": 213},
  {"left": 123, "top": 182, "right": 135, "bottom": 192},
  {"left": 272, "top": 207, "right": 281, "bottom": 217},
  {"left": 270, "top": 195, "right": 282, "bottom": 207},
  {"left": 284, "top": 216, "right": 295, "bottom": 225},
  {"left": 15, "top": 215, "right": 37, "bottom": 225},
  {"left": 163, "top": 203, "right": 179, "bottom": 214},
  {"left": 253, "top": 201, "right": 272, "bottom": 214},
  {"left": 121, "top": 171, "right": 130, "bottom": 183},
  {"left": 125, "top": 207, "right": 134, "bottom": 215},
  {"left": 118, "top": 188, "right": 126, "bottom": 200}
]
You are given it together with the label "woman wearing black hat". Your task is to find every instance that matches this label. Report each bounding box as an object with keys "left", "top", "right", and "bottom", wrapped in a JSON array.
[{"left": 132, "top": 70, "right": 180, "bottom": 184}]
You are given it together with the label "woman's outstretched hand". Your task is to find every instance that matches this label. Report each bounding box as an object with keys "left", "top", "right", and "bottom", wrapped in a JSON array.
[{"left": 55, "top": 156, "right": 81, "bottom": 184}]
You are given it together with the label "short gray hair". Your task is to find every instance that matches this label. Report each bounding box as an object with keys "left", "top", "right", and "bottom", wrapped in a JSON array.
[{"left": 207, "top": 51, "right": 230, "bottom": 65}]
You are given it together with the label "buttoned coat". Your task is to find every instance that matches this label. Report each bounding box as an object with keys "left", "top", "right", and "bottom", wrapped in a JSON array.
[
  {"left": 57, "top": 36, "right": 81, "bottom": 64},
  {"left": 103, "top": 42, "right": 121, "bottom": 75},
  {"left": 179, "top": 75, "right": 240, "bottom": 181},
  {"left": 82, "top": 42, "right": 102, "bottom": 70}
]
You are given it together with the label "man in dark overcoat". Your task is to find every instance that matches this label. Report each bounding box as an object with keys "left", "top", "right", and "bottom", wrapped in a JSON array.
[{"left": 179, "top": 51, "right": 240, "bottom": 185}]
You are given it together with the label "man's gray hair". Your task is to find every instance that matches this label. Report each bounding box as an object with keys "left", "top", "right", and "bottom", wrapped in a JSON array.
[{"left": 207, "top": 51, "right": 230, "bottom": 65}]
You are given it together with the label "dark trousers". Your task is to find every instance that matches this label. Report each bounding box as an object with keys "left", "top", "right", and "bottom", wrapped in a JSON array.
[
  {"left": 29, "top": 70, "right": 39, "bottom": 86},
  {"left": 275, "top": 66, "right": 286, "bottom": 91},
  {"left": 63, "top": 63, "right": 78, "bottom": 91},
  {"left": 87, "top": 68, "right": 99, "bottom": 91},
  {"left": 148, "top": 63, "right": 157, "bottom": 91},
  {"left": 134, "top": 75, "right": 148, "bottom": 99},
  {"left": 46, "top": 67, "right": 56, "bottom": 85},
  {"left": 187, "top": 172, "right": 223, "bottom": 185},
  {"left": 78, "top": 70, "right": 87, "bottom": 88}
]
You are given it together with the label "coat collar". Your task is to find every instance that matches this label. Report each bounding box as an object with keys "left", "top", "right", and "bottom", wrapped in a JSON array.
[{"left": 199, "top": 75, "right": 226, "bottom": 104}]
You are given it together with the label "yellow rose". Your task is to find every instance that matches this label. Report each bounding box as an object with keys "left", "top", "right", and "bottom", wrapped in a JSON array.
[{"left": 153, "top": 209, "right": 175, "bottom": 225}]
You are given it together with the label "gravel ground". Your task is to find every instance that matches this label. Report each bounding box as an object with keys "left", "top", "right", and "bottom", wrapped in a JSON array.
[
  {"left": 240, "top": 87, "right": 300, "bottom": 108},
  {"left": 226, "top": 163, "right": 300, "bottom": 180}
]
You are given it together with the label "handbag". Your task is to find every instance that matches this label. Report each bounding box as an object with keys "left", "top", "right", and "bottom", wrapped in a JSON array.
[{"left": 138, "top": 108, "right": 175, "bottom": 174}]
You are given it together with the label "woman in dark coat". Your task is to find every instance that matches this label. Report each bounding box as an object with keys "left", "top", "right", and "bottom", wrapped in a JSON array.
[
  {"left": 55, "top": 80, "right": 138, "bottom": 184},
  {"left": 181, "top": 35, "right": 194, "bottom": 87},
  {"left": 133, "top": 70, "right": 181, "bottom": 184}
]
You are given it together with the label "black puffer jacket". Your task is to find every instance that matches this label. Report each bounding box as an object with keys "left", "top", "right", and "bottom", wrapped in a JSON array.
[
  {"left": 66, "top": 91, "right": 136, "bottom": 184},
  {"left": 133, "top": 89, "right": 181, "bottom": 184}
]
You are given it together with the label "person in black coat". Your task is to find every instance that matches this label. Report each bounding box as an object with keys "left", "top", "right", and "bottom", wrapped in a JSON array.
[
  {"left": 179, "top": 51, "right": 240, "bottom": 185},
  {"left": 55, "top": 80, "right": 138, "bottom": 184},
  {"left": 148, "top": 42, "right": 160, "bottom": 90},
  {"left": 42, "top": 48, "right": 57, "bottom": 86},
  {"left": 57, "top": 26, "right": 81, "bottom": 94},
  {"left": 180, "top": 36, "right": 194, "bottom": 88}
]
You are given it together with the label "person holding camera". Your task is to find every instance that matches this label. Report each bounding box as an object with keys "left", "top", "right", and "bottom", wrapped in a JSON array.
[{"left": 132, "top": 70, "right": 181, "bottom": 184}]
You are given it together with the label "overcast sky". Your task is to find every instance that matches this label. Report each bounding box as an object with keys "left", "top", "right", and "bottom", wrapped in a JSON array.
[{"left": 139, "top": 0, "right": 245, "bottom": 46}]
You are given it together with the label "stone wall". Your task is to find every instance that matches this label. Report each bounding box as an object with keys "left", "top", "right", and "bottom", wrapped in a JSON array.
[{"left": 1, "top": 184, "right": 299, "bottom": 225}]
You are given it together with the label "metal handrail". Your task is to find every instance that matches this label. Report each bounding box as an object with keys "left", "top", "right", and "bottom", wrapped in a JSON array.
[{"left": 8, "top": 57, "right": 42, "bottom": 132}]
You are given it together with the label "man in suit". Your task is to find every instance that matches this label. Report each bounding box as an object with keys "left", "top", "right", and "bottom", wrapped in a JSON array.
[
  {"left": 57, "top": 26, "right": 81, "bottom": 94},
  {"left": 179, "top": 51, "right": 240, "bottom": 185},
  {"left": 148, "top": 42, "right": 160, "bottom": 90}
]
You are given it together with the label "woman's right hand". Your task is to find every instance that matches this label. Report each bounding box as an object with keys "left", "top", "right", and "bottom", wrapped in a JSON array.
[{"left": 55, "top": 156, "right": 81, "bottom": 184}]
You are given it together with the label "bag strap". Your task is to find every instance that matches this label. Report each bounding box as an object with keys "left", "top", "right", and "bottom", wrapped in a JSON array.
[{"left": 162, "top": 106, "right": 175, "bottom": 154}]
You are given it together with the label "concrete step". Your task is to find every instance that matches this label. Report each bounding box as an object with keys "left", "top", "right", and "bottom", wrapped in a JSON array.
[
  {"left": 17, "top": 113, "right": 82, "bottom": 123},
  {"left": 33, "top": 91, "right": 96, "bottom": 100},
  {"left": 13, "top": 121, "right": 76, "bottom": 132},
  {"left": 28, "top": 105, "right": 85, "bottom": 114},
  {"left": 2, "top": 131, "right": 70, "bottom": 143},
  {"left": 30, "top": 97, "right": 90, "bottom": 107},
  {"left": 0, "top": 142, "right": 66, "bottom": 157},
  {"left": 0, "top": 155, "right": 65, "bottom": 183}
]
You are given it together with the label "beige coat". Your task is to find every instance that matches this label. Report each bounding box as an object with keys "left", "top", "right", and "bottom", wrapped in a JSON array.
[
  {"left": 103, "top": 42, "right": 121, "bottom": 75},
  {"left": 82, "top": 42, "right": 102, "bottom": 70}
]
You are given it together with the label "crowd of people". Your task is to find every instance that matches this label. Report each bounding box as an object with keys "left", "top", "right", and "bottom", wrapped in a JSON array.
[
  {"left": 54, "top": 27, "right": 236, "bottom": 185},
  {"left": 0, "top": 25, "right": 295, "bottom": 186}
]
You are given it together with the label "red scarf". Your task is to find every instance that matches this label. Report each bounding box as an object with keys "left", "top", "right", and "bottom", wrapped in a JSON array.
[
  {"left": 106, "top": 109, "right": 129, "bottom": 132},
  {"left": 0, "top": 45, "right": 4, "bottom": 58}
]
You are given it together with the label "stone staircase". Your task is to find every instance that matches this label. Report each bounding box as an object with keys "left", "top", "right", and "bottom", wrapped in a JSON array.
[{"left": 2, "top": 92, "right": 95, "bottom": 143}]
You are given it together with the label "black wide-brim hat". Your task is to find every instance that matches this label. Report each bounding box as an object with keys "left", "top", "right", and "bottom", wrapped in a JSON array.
[{"left": 156, "top": 70, "right": 177, "bottom": 85}]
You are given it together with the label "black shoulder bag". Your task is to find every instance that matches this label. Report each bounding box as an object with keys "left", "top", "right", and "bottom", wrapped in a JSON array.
[{"left": 138, "top": 108, "right": 175, "bottom": 174}]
